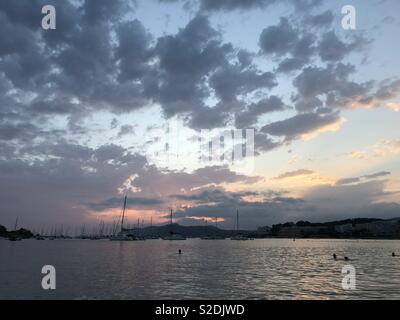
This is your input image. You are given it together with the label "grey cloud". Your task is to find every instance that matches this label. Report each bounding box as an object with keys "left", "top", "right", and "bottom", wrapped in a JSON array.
[
  {"left": 261, "top": 112, "right": 340, "bottom": 140},
  {"left": 116, "top": 19, "right": 153, "bottom": 82},
  {"left": 375, "top": 79, "right": 400, "bottom": 100},
  {"left": 335, "top": 177, "right": 361, "bottom": 186},
  {"left": 363, "top": 171, "right": 391, "bottom": 179},
  {"left": 88, "top": 196, "right": 163, "bottom": 211},
  {"left": 305, "top": 10, "right": 334, "bottom": 28},
  {"left": 153, "top": 15, "right": 233, "bottom": 118},
  {"left": 210, "top": 65, "right": 276, "bottom": 102},
  {"left": 292, "top": 63, "right": 373, "bottom": 112},
  {"left": 318, "top": 31, "right": 368, "bottom": 62},
  {"left": 173, "top": 196, "right": 308, "bottom": 229},
  {"left": 81, "top": 0, "right": 135, "bottom": 26},
  {"left": 336, "top": 171, "right": 391, "bottom": 186},
  {"left": 235, "top": 96, "right": 285, "bottom": 127},
  {"left": 94, "top": 144, "right": 127, "bottom": 163},
  {"left": 254, "top": 132, "right": 282, "bottom": 154},
  {"left": 174, "top": 179, "right": 399, "bottom": 229},
  {"left": 165, "top": 0, "right": 322, "bottom": 12},
  {"left": 172, "top": 188, "right": 260, "bottom": 204},
  {"left": 0, "top": 122, "right": 39, "bottom": 141},
  {"left": 274, "top": 169, "right": 315, "bottom": 180},
  {"left": 259, "top": 18, "right": 298, "bottom": 56},
  {"left": 118, "top": 125, "right": 136, "bottom": 137},
  {"left": 260, "top": 18, "right": 316, "bottom": 73},
  {"left": 277, "top": 58, "right": 307, "bottom": 74}
]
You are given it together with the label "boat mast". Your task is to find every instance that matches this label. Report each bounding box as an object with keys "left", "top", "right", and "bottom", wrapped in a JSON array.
[
  {"left": 236, "top": 209, "right": 239, "bottom": 234},
  {"left": 121, "top": 195, "right": 127, "bottom": 233},
  {"left": 170, "top": 208, "right": 173, "bottom": 235},
  {"left": 14, "top": 216, "right": 19, "bottom": 231}
]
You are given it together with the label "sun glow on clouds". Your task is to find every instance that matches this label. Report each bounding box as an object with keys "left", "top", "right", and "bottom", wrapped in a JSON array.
[
  {"left": 387, "top": 102, "right": 400, "bottom": 112},
  {"left": 301, "top": 117, "right": 347, "bottom": 141},
  {"left": 351, "top": 140, "right": 400, "bottom": 160},
  {"left": 187, "top": 216, "right": 225, "bottom": 223},
  {"left": 89, "top": 208, "right": 167, "bottom": 225},
  {"left": 119, "top": 174, "right": 141, "bottom": 194}
]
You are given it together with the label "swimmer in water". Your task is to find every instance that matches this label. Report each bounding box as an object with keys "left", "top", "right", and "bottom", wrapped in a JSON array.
[
  {"left": 178, "top": 249, "right": 182, "bottom": 254},
  {"left": 333, "top": 253, "right": 337, "bottom": 260}
]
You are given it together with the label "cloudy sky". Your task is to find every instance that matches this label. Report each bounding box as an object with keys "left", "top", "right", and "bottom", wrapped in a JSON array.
[{"left": 1, "top": 0, "right": 400, "bottom": 230}]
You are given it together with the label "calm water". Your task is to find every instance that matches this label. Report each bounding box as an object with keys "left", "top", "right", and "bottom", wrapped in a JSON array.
[{"left": 1, "top": 238, "right": 400, "bottom": 300}]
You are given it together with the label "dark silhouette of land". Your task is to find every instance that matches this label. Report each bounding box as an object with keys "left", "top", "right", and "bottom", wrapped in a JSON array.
[
  {"left": 0, "top": 224, "right": 33, "bottom": 240},
  {"left": 1, "top": 217, "right": 400, "bottom": 240}
]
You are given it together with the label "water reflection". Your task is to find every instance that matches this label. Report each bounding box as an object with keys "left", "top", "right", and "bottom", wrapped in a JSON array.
[{"left": 1, "top": 238, "right": 400, "bottom": 299}]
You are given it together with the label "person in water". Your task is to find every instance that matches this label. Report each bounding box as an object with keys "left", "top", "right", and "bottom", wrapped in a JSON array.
[
  {"left": 392, "top": 252, "right": 396, "bottom": 257},
  {"left": 178, "top": 249, "right": 182, "bottom": 254},
  {"left": 333, "top": 253, "right": 337, "bottom": 260},
  {"left": 344, "top": 256, "right": 349, "bottom": 261}
]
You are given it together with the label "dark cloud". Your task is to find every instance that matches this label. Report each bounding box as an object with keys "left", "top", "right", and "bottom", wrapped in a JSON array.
[
  {"left": 259, "top": 18, "right": 298, "bottom": 56},
  {"left": 0, "top": 122, "right": 39, "bottom": 141},
  {"left": 88, "top": 196, "right": 163, "bottom": 211},
  {"left": 173, "top": 195, "right": 307, "bottom": 229},
  {"left": 116, "top": 19, "right": 153, "bottom": 82},
  {"left": 174, "top": 180, "right": 400, "bottom": 229}
]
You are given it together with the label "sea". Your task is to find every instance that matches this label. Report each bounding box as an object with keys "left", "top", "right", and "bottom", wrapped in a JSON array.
[{"left": 1, "top": 238, "right": 400, "bottom": 299}]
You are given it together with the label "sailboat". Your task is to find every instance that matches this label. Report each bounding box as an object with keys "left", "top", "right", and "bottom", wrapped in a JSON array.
[
  {"left": 110, "top": 196, "right": 137, "bottom": 241},
  {"left": 8, "top": 217, "right": 22, "bottom": 241},
  {"left": 230, "top": 209, "right": 248, "bottom": 240},
  {"left": 162, "top": 208, "right": 186, "bottom": 240}
]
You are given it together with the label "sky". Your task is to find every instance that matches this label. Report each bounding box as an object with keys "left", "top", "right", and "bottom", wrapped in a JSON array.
[{"left": 0, "top": 0, "right": 400, "bottom": 231}]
